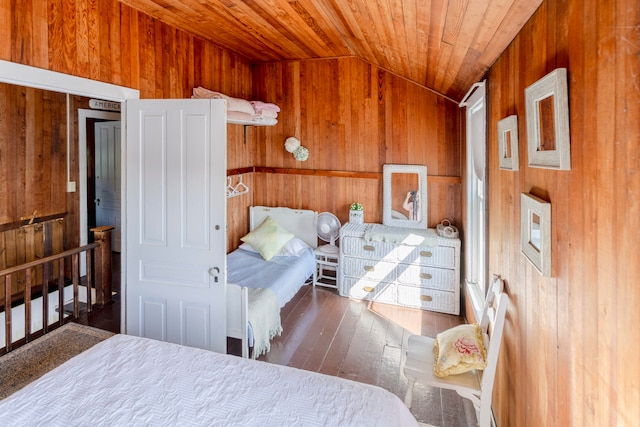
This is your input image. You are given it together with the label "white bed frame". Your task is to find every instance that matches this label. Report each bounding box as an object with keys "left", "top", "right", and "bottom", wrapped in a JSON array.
[{"left": 227, "top": 206, "right": 318, "bottom": 357}]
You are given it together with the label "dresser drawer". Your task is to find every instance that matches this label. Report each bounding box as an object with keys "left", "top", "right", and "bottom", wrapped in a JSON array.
[
  {"left": 338, "top": 224, "right": 460, "bottom": 314},
  {"left": 342, "top": 237, "right": 397, "bottom": 261},
  {"left": 396, "top": 285, "right": 457, "bottom": 313},
  {"left": 342, "top": 256, "right": 396, "bottom": 282},
  {"left": 395, "top": 244, "right": 457, "bottom": 268},
  {"left": 396, "top": 265, "right": 456, "bottom": 290},
  {"left": 341, "top": 277, "right": 396, "bottom": 305}
]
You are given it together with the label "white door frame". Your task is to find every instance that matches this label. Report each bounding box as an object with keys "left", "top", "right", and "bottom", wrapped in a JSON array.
[
  {"left": 0, "top": 60, "right": 140, "bottom": 333},
  {"left": 78, "top": 110, "right": 121, "bottom": 253}
]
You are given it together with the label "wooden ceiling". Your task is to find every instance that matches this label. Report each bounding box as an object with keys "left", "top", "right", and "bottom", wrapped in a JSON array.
[{"left": 119, "top": 0, "right": 542, "bottom": 102}]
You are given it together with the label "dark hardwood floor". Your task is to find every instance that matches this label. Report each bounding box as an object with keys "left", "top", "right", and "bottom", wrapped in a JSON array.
[
  {"left": 73, "top": 253, "right": 121, "bottom": 334},
  {"left": 76, "top": 255, "right": 475, "bottom": 426}
]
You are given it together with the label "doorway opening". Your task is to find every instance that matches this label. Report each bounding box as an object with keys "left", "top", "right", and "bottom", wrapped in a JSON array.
[
  {"left": 0, "top": 59, "right": 139, "bottom": 334},
  {"left": 78, "top": 109, "right": 121, "bottom": 254}
]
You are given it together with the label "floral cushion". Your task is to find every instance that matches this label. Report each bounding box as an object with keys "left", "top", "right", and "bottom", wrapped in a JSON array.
[
  {"left": 240, "top": 216, "right": 294, "bottom": 261},
  {"left": 433, "top": 323, "right": 487, "bottom": 377}
]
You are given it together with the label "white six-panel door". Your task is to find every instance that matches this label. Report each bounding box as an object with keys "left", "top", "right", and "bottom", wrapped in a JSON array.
[{"left": 126, "top": 99, "right": 227, "bottom": 353}]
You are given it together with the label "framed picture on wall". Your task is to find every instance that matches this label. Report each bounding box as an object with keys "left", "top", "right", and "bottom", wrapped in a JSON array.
[
  {"left": 525, "top": 68, "right": 571, "bottom": 170},
  {"left": 498, "top": 115, "right": 519, "bottom": 171},
  {"left": 520, "top": 193, "right": 551, "bottom": 276}
]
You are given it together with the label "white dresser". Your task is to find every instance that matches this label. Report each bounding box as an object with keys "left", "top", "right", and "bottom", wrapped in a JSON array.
[{"left": 338, "top": 223, "right": 461, "bottom": 315}]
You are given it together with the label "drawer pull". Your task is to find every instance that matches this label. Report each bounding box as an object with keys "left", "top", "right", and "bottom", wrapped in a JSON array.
[
  {"left": 420, "top": 273, "right": 433, "bottom": 280},
  {"left": 363, "top": 265, "right": 375, "bottom": 272},
  {"left": 420, "top": 251, "right": 433, "bottom": 257},
  {"left": 363, "top": 286, "right": 375, "bottom": 293},
  {"left": 420, "top": 295, "right": 433, "bottom": 302},
  {"left": 363, "top": 245, "right": 375, "bottom": 252}
]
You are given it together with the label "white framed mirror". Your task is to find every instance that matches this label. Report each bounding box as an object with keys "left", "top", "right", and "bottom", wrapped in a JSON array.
[
  {"left": 383, "top": 164, "right": 428, "bottom": 229},
  {"left": 520, "top": 192, "right": 551, "bottom": 276}
]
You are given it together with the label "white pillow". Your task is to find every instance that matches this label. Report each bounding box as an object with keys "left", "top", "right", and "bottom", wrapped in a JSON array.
[
  {"left": 240, "top": 237, "right": 310, "bottom": 257},
  {"left": 240, "top": 216, "right": 294, "bottom": 261}
]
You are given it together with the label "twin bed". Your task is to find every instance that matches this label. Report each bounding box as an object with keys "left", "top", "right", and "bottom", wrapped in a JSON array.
[{"left": 226, "top": 206, "right": 318, "bottom": 358}]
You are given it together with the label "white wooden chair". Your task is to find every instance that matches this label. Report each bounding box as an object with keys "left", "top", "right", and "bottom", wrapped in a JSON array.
[{"left": 403, "top": 277, "right": 509, "bottom": 427}]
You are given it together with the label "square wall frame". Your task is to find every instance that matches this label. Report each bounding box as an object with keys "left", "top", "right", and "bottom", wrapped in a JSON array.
[
  {"left": 520, "top": 193, "right": 551, "bottom": 276},
  {"left": 525, "top": 68, "right": 571, "bottom": 170},
  {"left": 498, "top": 115, "right": 519, "bottom": 171}
]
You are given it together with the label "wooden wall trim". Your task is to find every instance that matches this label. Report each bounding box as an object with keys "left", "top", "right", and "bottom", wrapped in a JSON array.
[
  {"left": 230, "top": 166, "right": 462, "bottom": 184},
  {"left": 226, "top": 167, "right": 254, "bottom": 176},
  {"left": 254, "top": 167, "right": 379, "bottom": 179},
  {"left": 427, "top": 175, "right": 462, "bottom": 184}
]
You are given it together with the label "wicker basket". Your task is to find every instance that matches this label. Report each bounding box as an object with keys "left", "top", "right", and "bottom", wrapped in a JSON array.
[{"left": 436, "top": 218, "right": 459, "bottom": 239}]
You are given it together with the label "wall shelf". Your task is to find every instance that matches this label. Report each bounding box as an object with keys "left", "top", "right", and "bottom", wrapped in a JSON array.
[
  {"left": 227, "top": 119, "right": 275, "bottom": 144},
  {"left": 227, "top": 118, "right": 275, "bottom": 126}
]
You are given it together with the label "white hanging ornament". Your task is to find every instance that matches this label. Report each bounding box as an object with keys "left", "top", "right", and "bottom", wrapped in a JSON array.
[
  {"left": 293, "top": 146, "right": 309, "bottom": 161},
  {"left": 284, "top": 137, "right": 300, "bottom": 153}
]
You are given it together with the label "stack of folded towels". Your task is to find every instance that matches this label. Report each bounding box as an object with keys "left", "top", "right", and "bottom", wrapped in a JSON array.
[{"left": 192, "top": 86, "right": 279, "bottom": 125}]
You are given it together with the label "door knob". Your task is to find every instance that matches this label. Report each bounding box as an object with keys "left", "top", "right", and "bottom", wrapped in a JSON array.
[{"left": 209, "top": 266, "right": 220, "bottom": 283}]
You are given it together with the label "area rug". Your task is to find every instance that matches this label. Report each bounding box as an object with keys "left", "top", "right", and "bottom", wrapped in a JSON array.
[{"left": 0, "top": 322, "right": 115, "bottom": 399}]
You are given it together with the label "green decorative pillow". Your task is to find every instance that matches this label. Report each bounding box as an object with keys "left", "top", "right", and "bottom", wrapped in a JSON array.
[
  {"left": 433, "top": 323, "right": 487, "bottom": 378},
  {"left": 240, "top": 216, "right": 295, "bottom": 261}
]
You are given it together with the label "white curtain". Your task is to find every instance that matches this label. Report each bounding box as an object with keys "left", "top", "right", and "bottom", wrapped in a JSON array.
[
  {"left": 460, "top": 82, "right": 487, "bottom": 181},
  {"left": 460, "top": 81, "right": 487, "bottom": 318}
]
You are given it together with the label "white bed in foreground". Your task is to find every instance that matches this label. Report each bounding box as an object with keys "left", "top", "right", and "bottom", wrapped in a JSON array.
[{"left": 0, "top": 334, "right": 418, "bottom": 426}]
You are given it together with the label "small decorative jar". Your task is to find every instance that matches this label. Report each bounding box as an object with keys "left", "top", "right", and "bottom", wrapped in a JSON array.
[{"left": 349, "top": 202, "right": 364, "bottom": 224}]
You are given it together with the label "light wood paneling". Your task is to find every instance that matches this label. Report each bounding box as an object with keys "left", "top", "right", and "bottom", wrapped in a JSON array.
[
  {"left": 119, "top": 0, "right": 543, "bottom": 101},
  {"left": 485, "top": 0, "right": 640, "bottom": 425},
  {"left": 225, "top": 171, "right": 254, "bottom": 251},
  {"left": 0, "top": 84, "right": 67, "bottom": 225},
  {"left": 0, "top": 0, "right": 253, "bottom": 253},
  {"left": 1, "top": 2, "right": 461, "bottom": 255},
  {"left": 3, "top": 0, "right": 639, "bottom": 425},
  {"left": 251, "top": 57, "right": 461, "bottom": 230}
]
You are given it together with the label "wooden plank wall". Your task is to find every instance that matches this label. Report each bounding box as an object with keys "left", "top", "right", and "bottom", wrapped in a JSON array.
[
  {"left": 250, "top": 57, "right": 461, "bottom": 234},
  {"left": 1, "top": 1, "right": 461, "bottom": 254},
  {"left": 0, "top": 0, "right": 253, "bottom": 252},
  {"left": 3, "top": 1, "right": 639, "bottom": 425},
  {"left": 0, "top": 85, "right": 67, "bottom": 226},
  {"left": 485, "top": 0, "right": 640, "bottom": 425}
]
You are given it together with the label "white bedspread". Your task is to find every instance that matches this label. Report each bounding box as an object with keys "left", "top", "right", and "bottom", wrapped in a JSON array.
[
  {"left": 248, "top": 287, "right": 282, "bottom": 359},
  {"left": 0, "top": 335, "right": 418, "bottom": 427}
]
